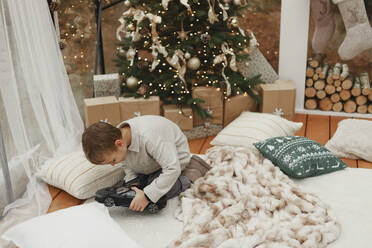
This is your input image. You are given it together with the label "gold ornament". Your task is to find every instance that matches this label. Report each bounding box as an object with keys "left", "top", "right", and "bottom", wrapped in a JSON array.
[
  {"left": 187, "top": 57, "right": 201, "bottom": 70},
  {"left": 126, "top": 76, "right": 139, "bottom": 89},
  {"left": 127, "top": 23, "right": 135, "bottom": 31}
]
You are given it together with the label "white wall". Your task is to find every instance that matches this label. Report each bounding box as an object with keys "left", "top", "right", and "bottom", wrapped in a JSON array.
[{"left": 278, "top": 0, "right": 310, "bottom": 113}]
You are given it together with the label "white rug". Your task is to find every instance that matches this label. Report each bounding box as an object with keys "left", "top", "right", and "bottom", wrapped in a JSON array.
[
  {"left": 85, "top": 197, "right": 182, "bottom": 248},
  {"left": 85, "top": 149, "right": 372, "bottom": 248}
]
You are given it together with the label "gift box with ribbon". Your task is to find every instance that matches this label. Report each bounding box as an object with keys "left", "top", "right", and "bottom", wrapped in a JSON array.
[
  {"left": 162, "top": 104, "right": 193, "bottom": 131},
  {"left": 223, "top": 94, "right": 257, "bottom": 127},
  {"left": 258, "top": 80, "right": 296, "bottom": 120},
  {"left": 119, "top": 96, "right": 160, "bottom": 122},
  {"left": 84, "top": 96, "right": 121, "bottom": 127},
  {"left": 192, "top": 86, "right": 223, "bottom": 126}
]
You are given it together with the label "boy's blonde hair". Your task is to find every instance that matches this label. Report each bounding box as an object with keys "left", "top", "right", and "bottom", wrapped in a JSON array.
[{"left": 82, "top": 122, "right": 122, "bottom": 164}]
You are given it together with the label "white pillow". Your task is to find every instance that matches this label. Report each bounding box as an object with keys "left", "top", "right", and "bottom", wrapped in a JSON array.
[
  {"left": 2, "top": 202, "right": 142, "bottom": 248},
  {"left": 37, "top": 150, "right": 125, "bottom": 199},
  {"left": 325, "top": 119, "right": 372, "bottom": 162},
  {"left": 210, "top": 111, "right": 303, "bottom": 147}
]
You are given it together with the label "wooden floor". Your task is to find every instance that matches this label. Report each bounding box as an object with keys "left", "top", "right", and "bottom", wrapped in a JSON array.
[{"left": 47, "top": 114, "right": 372, "bottom": 213}]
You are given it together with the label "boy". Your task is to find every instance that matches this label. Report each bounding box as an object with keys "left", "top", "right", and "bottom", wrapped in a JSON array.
[{"left": 82, "top": 115, "right": 210, "bottom": 212}]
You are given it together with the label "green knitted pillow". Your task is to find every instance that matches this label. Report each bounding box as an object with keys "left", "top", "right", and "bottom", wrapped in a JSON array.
[{"left": 254, "top": 136, "right": 347, "bottom": 178}]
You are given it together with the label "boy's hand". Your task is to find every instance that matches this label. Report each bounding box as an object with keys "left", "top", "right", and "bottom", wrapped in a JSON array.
[{"left": 130, "top": 187, "right": 149, "bottom": 212}]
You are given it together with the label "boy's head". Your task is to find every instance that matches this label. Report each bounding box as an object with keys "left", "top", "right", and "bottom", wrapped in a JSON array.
[{"left": 82, "top": 122, "right": 127, "bottom": 165}]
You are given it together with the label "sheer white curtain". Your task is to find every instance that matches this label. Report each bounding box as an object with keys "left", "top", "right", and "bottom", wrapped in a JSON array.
[{"left": 0, "top": 0, "right": 84, "bottom": 245}]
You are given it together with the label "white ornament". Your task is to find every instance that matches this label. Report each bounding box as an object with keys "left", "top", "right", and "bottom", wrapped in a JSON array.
[
  {"left": 231, "top": 17, "right": 238, "bottom": 27},
  {"left": 185, "top": 52, "right": 191, "bottom": 59},
  {"left": 273, "top": 108, "right": 284, "bottom": 117},
  {"left": 126, "top": 76, "right": 139, "bottom": 89},
  {"left": 233, "top": 0, "right": 242, "bottom": 5},
  {"left": 124, "top": 0, "right": 131, "bottom": 6},
  {"left": 187, "top": 57, "right": 201, "bottom": 70}
]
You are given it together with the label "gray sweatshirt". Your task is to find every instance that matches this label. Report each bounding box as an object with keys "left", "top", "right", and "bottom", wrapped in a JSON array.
[{"left": 117, "top": 115, "right": 191, "bottom": 202}]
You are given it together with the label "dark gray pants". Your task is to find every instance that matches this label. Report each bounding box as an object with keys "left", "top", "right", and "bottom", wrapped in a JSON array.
[{"left": 144, "top": 170, "right": 191, "bottom": 200}]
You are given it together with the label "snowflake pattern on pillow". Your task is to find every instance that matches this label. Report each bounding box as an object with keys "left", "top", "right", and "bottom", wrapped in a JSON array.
[{"left": 254, "top": 136, "right": 347, "bottom": 178}]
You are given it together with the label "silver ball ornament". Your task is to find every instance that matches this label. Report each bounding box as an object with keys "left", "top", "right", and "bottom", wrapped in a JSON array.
[
  {"left": 187, "top": 57, "right": 201, "bottom": 70},
  {"left": 124, "top": 0, "right": 131, "bottom": 6},
  {"left": 233, "top": 0, "right": 242, "bottom": 5},
  {"left": 126, "top": 76, "right": 139, "bottom": 89},
  {"left": 185, "top": 52, "right": 191, "bottom": 59},
  {"left": 231, "top": 18, "right": 238, "bottom": 27}
]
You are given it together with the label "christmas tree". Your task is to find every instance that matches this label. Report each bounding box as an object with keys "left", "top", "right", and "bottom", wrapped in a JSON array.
[{"left": 115, "top": 0, "right": 263, "bottom": 120}]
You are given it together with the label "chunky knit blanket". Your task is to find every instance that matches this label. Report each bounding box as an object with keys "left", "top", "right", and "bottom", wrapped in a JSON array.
[{"left": 169, "top": 146, "right": 340, "bottom": 248}]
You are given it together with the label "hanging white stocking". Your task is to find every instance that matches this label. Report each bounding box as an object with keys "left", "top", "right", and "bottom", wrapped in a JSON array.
[{"left": 333, "top": 0, "right": 372, "bottom": 60}]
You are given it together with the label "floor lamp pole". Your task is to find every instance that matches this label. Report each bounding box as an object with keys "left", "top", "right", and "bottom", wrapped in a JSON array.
[{"left": 0, "top": 121, "right": 14, "bottom": 209}]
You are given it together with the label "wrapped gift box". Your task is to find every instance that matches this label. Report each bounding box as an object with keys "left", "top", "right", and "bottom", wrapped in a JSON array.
[
  {"left": 192, "top": 86, "right": 223, "bottom": 126},
  {"left": 224, "top": 94, "right": 258, "bottom": 127},
  {"left": 163, "top": 104, "right": 193, "bottom": 130},
  {"left": 258, "top": 80, "right": 296, "bottom": 120},
  {"left": 93, "top": 73, "right": 120, "bottom": 98},
  {"left": 84, "top": 96, "right": 120, "bottom": 127},
  {"left": 119, "top": 96, "right": 160, "bottom": 121}
]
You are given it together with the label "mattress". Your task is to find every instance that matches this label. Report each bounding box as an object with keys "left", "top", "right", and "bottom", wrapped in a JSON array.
[{"left": 86, "top": 167, "right": 372, "bottom": 247}]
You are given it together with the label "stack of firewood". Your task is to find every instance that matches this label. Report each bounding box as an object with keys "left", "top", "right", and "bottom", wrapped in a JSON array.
[{"left": 304, "top": 54, "right": 372, "bottom": 114}]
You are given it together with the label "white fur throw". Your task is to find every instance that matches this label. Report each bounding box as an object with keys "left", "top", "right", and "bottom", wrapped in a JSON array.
[{"left": 169, "top": 146, "right": 340, "bottom": 248}]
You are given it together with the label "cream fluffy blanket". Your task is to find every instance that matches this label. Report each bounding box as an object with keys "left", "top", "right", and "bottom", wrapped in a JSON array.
[{"left": 169, "top": 146, "right": 340, "bottom": 248}]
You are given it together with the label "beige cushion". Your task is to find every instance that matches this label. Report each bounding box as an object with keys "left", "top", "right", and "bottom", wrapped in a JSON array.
[
  {"left": 38, "top": 151, "right": 125, "bottom": 199},
  {"left": 325, "top": 119, "right": 372, "bottom": 162},
  {"left": 210, "top": 111, "right": 303, "bottom": 147}
]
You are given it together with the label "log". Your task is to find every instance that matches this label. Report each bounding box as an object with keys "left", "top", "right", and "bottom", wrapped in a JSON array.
[
  {"left": 305, "top": 99, "right": 317, "bottom": 110},
  {"left": 351, "top": 77, "right": 361, "bottom": 97},
  {"left": 340, "top": 64, "right": 350, "bottom": 80},
  {"left": 306, "top": 67, "right": 315, "bottom": 77},
  {"left": 319, "top": 63, "right": 329, "bottom": 79},
  {"left": 305, "top": 87, "right": 317, "bottom": 98},
  {"left": 332, "top": 102, "right": 343, "bottom": 112},
  {"left": 334, "top": 80, "right": 341, "bottom": 87},
  {"left": 325, "top": 85, "right": 336, "bottom": 95},
  {"left": 336, "top": 86, "right": 342, "bottom": 92},
  {"left": 360, "top": 72, "right": 371, "bottom": 96},
  {"left": 368, "top": 104, "right": 372, "bottom": 114},
  {"left": 357, "top": 105, "right": 368, "bottom": 114},
  {"left": 332, "top": 63, "right": 342, "bottom": 80},
  {"left": 330, "top": 93, "right": 340, "bottom": 103},
  {"left": 313, "top": 73, "right": 319, "bottom": 81},
  {"left": 314, "top": 80, "right": 325, "bottom": 90},
  {"left": 326, "top": 68, "right": 334, "bottom": 84},
  {"left": 344, "top": 100, "right": 357, "bottom": 113},
  {"left": 309, "top": 54, "right": 326, "bottom": 68},
  {"left": 315, "top": 66, "right": 322, "bottom": 74},
  {"left": 319, "top": 97, "right": 333, "bottom": 111},
  {"left": 355, "top": 95, "right": 367, "bottom": 105},
  {"left": 368, "top": 92, "right": 372, "bottom": 102},
  {"left": 341, "top": 75, "right": 354, "bottom": 90},
  {"left": 340, "top": 89, "right": 351, "bottom": 101},
  {"left": 306, "top": 78, "right": 314, "bottom": 87},
  {"left": 316, "top": 90, "right": 326, "bottom": 99}
]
